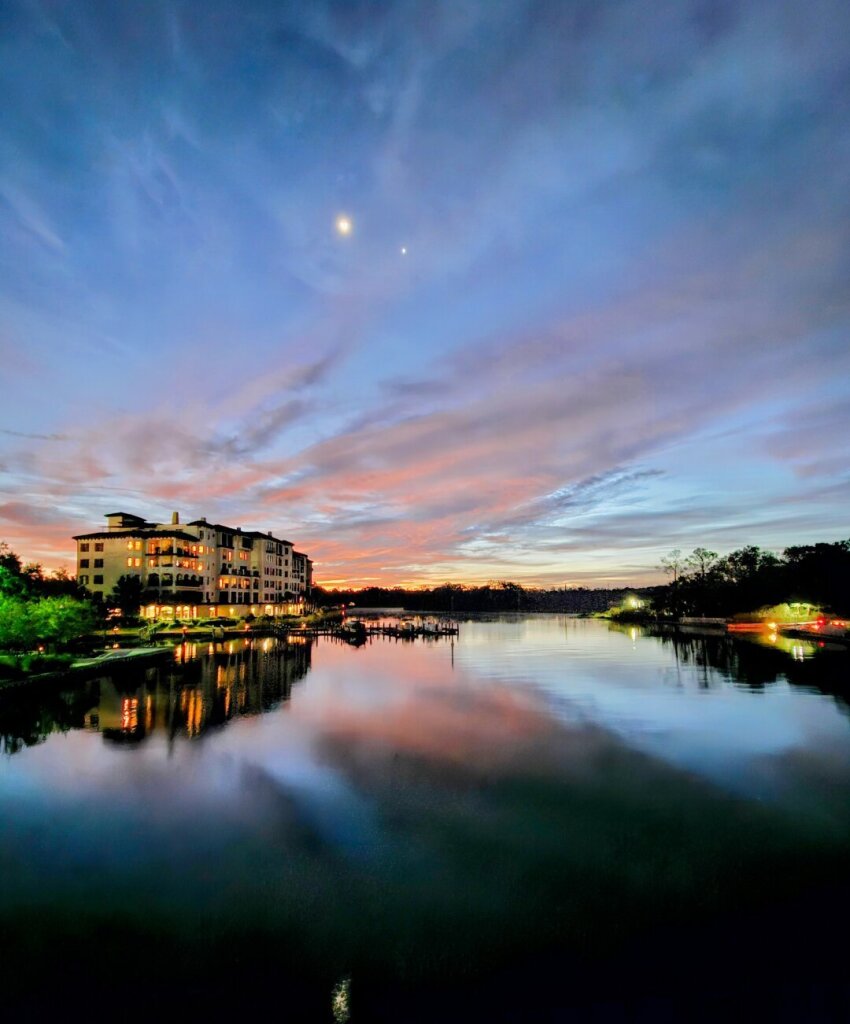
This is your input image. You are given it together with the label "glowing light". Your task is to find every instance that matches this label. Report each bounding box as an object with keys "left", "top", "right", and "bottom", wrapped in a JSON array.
[
  {"left": 335, "top": 214, "right": 352, "bottom": 236},
  {"left": 400, "top": 246, "right": 407, "bottom": 255}
]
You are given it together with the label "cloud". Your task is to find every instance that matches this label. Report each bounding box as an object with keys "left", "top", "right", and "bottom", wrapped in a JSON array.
[
  {"left": 1, "top": 0, "right": 849, "bottom": 582},
  {"left": 0, "top": 429, "right": 68, "bottom": 442},
  {"left": 0, "top": 502, "right": 70, "bottom": 528}
]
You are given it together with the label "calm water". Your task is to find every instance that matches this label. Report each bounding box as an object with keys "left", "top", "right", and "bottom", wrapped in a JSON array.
[{"left": 1, "top": 617, "right": 849, "bottom": 1020}]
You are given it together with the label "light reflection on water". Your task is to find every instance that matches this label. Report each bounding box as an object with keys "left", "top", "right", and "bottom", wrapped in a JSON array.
[{"left": 0, "top": 617, "right": 849, "bottom": 1019}]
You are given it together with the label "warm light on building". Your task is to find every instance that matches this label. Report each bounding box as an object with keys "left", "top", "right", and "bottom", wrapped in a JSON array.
[{"left": 73, "top": 510, "right": 312, "bottom": 619}]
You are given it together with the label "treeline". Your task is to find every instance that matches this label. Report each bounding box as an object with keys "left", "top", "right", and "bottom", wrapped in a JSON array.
[
  {"left": 315, "top": 539, "right": 850, "bottom": 618},
  {"left": 650, "top": 541, "right": 850, "bottom": 617},
  {"left": 313, "top": 581, "right": 640, "bottom": 614}
]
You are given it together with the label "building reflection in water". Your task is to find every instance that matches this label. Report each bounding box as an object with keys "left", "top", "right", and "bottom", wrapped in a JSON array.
[
  {"left": 87, "top": 636, "right": 313, "bottom": 746},
  {"left": 1, "top": 627, "right": 847, "bottom": 756}
]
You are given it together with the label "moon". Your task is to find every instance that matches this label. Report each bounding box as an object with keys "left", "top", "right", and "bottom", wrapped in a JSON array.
[{"left": 335, "top": 214, "right": 353, "bottom": 236}]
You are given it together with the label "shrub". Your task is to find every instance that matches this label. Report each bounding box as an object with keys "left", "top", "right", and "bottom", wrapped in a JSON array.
[
  {"left": 0, "top": 655, "right": 23, "bottom": 681},
  {"left": 22, "top": 653, "right": 74, "bottom": 675}
]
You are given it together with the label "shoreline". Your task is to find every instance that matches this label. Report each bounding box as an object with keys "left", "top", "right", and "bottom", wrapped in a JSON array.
[{"left": 2, "top": 613, "right": 847, "bottom": 696}]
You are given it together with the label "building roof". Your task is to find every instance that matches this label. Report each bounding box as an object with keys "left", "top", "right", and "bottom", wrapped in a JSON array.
[
  {"left": 186, "top": 519, "right": 293, "bottom": 546},
  {"left": 73, "top": 530, "right": 200, "bottom": 542},
  {"left": 246, "top": 530, "right": 294, "bottom": 545},
  {"left": 75, "top": 515, "right": 303, "bottom": 556}
]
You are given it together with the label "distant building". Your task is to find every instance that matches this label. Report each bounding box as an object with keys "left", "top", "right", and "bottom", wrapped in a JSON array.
[{"left": 73, "top": 511, "right": 313, "bottom": 618}]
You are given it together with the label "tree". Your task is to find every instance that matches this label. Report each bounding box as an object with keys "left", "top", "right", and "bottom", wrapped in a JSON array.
[
  {"left": 686, "top": 547, "right": 718, "bottom": 579},
  {"left": 110, "top": 575, "right": 144, "bottom": 617},
  {"left": 21, "top": 562, "right": 46, "bottom": 589},
  {"left": 0, "top": 595, "right": 36, "bottom": 654},
  {"left": 0, "top": 542, "right": 21, "bottom": 575},
  {"left": 660, "top": 549, "right": 684, "bottom": 583},
  {"left": 28, "top": 596, "right": 97, "bottom": 650},
  {"left": 0, "top": 564, "right": 26, "bottom": 598}
]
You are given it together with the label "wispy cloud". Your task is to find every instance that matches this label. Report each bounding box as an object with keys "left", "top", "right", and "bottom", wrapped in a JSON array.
[{"left": 1, "top": 0, "right": 848, "bottom": 581}]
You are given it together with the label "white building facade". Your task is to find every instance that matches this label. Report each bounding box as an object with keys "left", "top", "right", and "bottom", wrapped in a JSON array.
[{"left": 74, "top": 511, "right": 313, "bottom": 618}]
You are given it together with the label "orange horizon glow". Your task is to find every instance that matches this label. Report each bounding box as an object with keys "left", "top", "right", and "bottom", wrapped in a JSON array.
[{"left": 3, "top": 524, "right": 665, "bottom": 592}]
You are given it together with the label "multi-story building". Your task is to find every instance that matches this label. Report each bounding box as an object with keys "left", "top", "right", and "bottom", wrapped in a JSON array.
[
  {"left": 73, "top": 511, "right": 313, "bottom": 618},
  {"left": 292, "top": 550, "right": 313, "bottom": 602}
]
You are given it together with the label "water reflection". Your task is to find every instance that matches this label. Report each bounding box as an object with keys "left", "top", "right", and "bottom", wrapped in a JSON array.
[
  {"left": 1, "top": 619, "right": 849, "bottom": 1019},
  {"left": 643, "top": 627, "right": 850, "bottom": 712},
  {"left": 0, "top": 636, "right": 312, "bottom": 754},
  {"left": 332, "top": 976, "right": 352, "bottom": 1023}
]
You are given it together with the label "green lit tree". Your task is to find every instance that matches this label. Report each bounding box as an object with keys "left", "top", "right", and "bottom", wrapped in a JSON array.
[
  {"left": 0, "top": 595, "right": 36, "bottom": 654},
  {"left": 29, "top": 596, "right": 97, "bottom": 650}
]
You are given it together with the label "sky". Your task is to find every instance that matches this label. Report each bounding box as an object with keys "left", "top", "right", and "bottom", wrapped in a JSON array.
[{"left": 1, "top": 0, "right": 849, "bottom": 588}]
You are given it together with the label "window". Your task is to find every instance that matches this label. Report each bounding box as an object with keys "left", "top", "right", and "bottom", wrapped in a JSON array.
[
  {"left": 95, "top": 542, "right": 104, "bottom": 552},
  {"left": 80, "top": 559, "right": 90, "bottom": 568},
  {"left": 127, "top": 557, "right": 135, "bottom": 567},
  {"left": 94, "top": 575, "right": 103, "bottom": 585},
  {"left": 134, "top": 558, "right": 141, "bottom": 567},
  {"left": 80, "top": 542, "right": 90, "bottom": 552},
  {"left": 79, "top": 575, "right": 89, "bottom": 585},
  {"left": 127, "top": 541, "right": 134, "bottom": 551},
  {"left": 94, "top": 559, "right": 103, "bottom": 568}
]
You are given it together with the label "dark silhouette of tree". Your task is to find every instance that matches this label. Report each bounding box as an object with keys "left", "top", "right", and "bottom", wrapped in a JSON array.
[
  {"left": 0, "top": 541, "right": 22, "bottom": 575},
  {"left": 686, "top": 547, "right": 719, "bottom": 579},
  {"left": 660, "top": 549, "right": 684, "bottom": 583},
  {"left": 110, "top": 574, "right": 144, "bottom": 616}
]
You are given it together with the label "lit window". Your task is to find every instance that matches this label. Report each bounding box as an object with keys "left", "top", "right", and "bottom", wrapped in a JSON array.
[
  {"left": 127, "top": 541, "right": 134, "bottom": 551},
  {"left": 127, "top": 557, "right": 133, "bottom": 567}
]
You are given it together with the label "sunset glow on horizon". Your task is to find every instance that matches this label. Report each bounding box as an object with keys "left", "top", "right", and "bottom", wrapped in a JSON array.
[{"left": 1, "top": 1, "right": 849, "bottom": 588}]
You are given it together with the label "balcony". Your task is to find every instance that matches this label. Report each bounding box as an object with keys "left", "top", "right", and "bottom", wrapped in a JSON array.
[
  {"left": 147, "top": 573, "right": 203, "bottom": 589},
  {"left": 147, "top": 543, "right": 203, "bottom": 559}
]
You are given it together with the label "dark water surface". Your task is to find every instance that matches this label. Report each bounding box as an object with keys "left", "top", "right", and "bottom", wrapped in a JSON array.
[{"left": 1, "top": 617, "right": 849, "bottom": 1020}]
